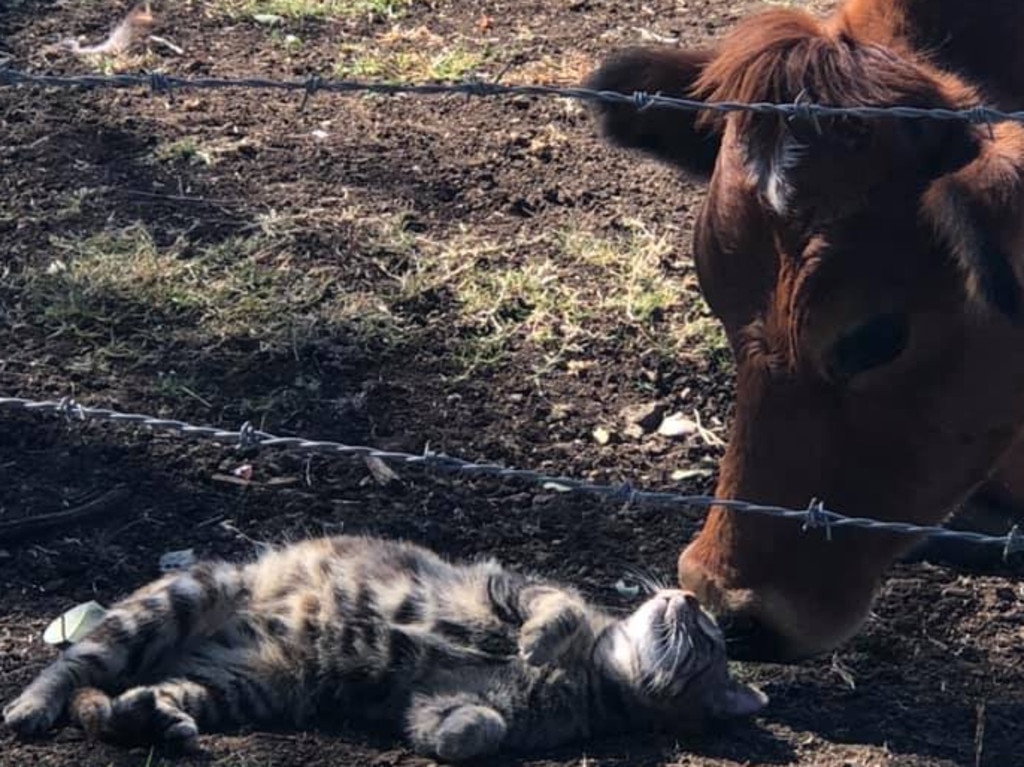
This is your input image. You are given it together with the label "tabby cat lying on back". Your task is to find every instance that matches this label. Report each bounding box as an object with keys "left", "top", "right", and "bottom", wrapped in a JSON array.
[{"left": 4, "top": 535, "right": 767, "bottom": 761}]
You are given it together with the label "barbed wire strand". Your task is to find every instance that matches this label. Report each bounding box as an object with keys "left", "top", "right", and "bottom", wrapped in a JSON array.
[
  {"left": 1, "top": 396, "right": 1021, "bottom": 560},
  {"left": 2, "top": 67, "right": 1024, "bottom": 125}
]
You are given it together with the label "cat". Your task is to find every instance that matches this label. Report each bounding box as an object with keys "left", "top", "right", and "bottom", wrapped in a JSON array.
[{"left": 3, "top": 534, "right": 767, "bottom": 762}]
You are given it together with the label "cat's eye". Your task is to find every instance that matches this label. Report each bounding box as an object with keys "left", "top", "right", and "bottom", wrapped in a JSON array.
[{"left": 826, "top": 311, "right": 909, "bottom": 382}]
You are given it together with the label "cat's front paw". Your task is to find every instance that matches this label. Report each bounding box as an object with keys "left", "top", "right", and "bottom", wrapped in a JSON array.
[
  {"left": 434, "top": 705, "right": 507, "bottom": 762},
  {"left": 3, "top": 690, "right": 64, "bottom": 738},
  {"left": 518, "top": 603, "right": 587, "bottom": 666}
]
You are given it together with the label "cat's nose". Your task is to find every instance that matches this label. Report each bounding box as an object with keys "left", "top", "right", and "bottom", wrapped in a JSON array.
[
  {"left": 662, "top": 590, "right": 701, "bottom": 621},
  {"left": 680, "top": 591, "right": 701, "bottom": 609},
  {"left": 661, "top": 590, "right": 700, "bottom": 608}
]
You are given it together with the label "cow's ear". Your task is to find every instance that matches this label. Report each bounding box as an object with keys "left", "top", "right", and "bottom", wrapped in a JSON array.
[
  {"left": 585, "top": 46, "right": 721, "bottom": 181},
  {"left": 922, "top": 123, "right": 1024, "bottom": 324}
]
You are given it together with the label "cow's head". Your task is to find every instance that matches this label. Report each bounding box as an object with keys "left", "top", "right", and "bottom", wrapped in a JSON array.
[{"left": 588, "top": 8, "right": 1024, "bottom": 661}]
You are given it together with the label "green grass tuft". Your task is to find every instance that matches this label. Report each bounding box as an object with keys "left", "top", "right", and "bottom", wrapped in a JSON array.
[{"left": 223, "top": 0, "right": 413, "bottom": 20}]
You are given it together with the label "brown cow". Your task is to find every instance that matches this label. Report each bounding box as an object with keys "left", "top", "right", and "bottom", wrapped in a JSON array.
[{"left": 586, "top": 0, "right": 1024, "bottom": 662}]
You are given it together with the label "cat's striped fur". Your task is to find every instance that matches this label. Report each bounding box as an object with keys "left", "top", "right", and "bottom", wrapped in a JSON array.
[{"left": 4, "top": 535, "right": 767, "bottom": 761}]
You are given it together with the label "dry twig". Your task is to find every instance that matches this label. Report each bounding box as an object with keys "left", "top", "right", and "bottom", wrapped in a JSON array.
[{"left": 0, "top": 486, "right": 132, "bottom": 545}]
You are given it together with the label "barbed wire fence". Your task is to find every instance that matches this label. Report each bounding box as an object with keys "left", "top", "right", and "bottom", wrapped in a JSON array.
[
  {"left": 3, "top": 66, "right": 1024, "bottom": 126},
  {"left": 2, "top": 396, "right": 1021, "bottom": 560},
  {"left": 1, "top": 66, "right": 1023, "bottom": 561}
]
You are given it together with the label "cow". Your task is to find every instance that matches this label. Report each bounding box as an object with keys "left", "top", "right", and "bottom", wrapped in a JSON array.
[{"left": 585, "top": 0, "right": 1024, "bottom": 662}]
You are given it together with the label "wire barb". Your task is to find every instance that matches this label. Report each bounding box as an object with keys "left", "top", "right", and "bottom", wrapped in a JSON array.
[
  {"left": 801, "top": 498, "right": 833, "bottom": 541},
  {"left": 236, "top": 421, "right": 261, "bottom": 450},
  {"left": 299, "top": 74, "right": 322, "bottom": 112},
  {"left": 614, "top": 481, "right": 637, "bottom": 513},
  {"left": 631, "top": 90, "right": 655, "bottom": 111},
  {"left": 789, "top": 89, "right": 822, "bottom": 134},
  {"left": 148, "top": 71, "right": 174, "bottom": 103},
  {"left": 56, "top": 396, "right": 84, "bottom": 422},
  {"left": 462, "top": 77, "right": 496, "bottom": 98},
  {"left": 1003, "top": 524, "right": 1023, "bottom": 562},
  {"left": 964, "top": 105, "right": 996, "bottom": 139}
]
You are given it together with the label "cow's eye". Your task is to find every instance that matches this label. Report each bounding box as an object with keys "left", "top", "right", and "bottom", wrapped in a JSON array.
[{"left": 827, "top": 312, "right": 909, "bottom": 382}]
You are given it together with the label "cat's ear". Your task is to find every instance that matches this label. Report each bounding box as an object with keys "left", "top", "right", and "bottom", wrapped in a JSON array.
[{"left": 705, "top": 678, "right": 768, "bottom": 719}]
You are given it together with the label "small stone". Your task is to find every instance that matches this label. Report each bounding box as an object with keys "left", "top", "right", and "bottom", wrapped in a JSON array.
[
  {"left": 620, "top": 402, "right": 665, "bottom": 433},
  {"left": 364, "top": 456, "right": 401, "bottom": 486},
  {"left": 592, "top": 426, "right": 612, "bottom": 445},
  {"left": 657, "top": 412, "right": 698, "bottom": 438},
  {"left": 549, "top": 402, "right": 576, "bottom": 421},
  {"left": 614, "top": 579, "right": 641, "bottom": 598},
  {"left": 623, "top": 423, "right": 645, "bottom": 441},
  {"left": 159, "top": 548, "right": 196, "bottom": 572},
  {"left": 566, "top": 360, "right": 595, "bottom": 376},
  {"left": 671, "top": 467, "right": 714, "bottom": 482},
  {"left": 541, "top": 481, "right": 573, "bottom": 494},
  {"left": 995, "top": 586, "right": 1017, "bottom": 602}
]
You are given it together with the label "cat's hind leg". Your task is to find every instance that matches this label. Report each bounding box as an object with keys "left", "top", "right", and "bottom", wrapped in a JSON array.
[
  {"left": 70, "top": 646, "right": 278, "bottom": 751},
  {"left": 70, "top": 682, "right": 204, "bottom": 751},
  {"left": 406, "top": 693, "right": 507, "bottom": 762},
  {"left": 3, "top": 561, "right": 246, "bottom": 738}
]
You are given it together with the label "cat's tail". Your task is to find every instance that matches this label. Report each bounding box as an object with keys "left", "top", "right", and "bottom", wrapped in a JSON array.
[{"left": 3, "top": 561, "right": 247, "bottom": 737}]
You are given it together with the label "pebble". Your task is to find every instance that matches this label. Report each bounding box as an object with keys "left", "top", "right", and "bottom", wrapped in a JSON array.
[
  {"left": 657, "top": 412, "right": 698, "bottom": 438},
  {"left": 620, "top": 402, "right": 665, "bottom": 432}
]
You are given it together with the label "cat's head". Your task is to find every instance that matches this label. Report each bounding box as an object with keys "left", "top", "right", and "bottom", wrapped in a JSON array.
[{"left": 599, "top": 589, "right": 768, "bottom": 728}]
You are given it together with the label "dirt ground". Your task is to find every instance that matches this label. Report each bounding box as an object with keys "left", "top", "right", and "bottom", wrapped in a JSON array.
[{"left": 1, "top": 1, "right": 1022, "bottom": 766}]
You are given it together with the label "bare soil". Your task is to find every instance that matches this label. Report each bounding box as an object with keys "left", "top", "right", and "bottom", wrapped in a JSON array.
[{"left": 1, "top": 1, "right": 1022, "bottom": 766}]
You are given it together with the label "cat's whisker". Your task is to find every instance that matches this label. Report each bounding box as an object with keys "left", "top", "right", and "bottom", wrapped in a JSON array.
[{"left": 620, "top": 564, "right": 670, "bottom": 597}]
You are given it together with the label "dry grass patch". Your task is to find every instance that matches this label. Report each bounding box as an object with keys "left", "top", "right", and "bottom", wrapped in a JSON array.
[
  {"left": 222, "top": 0, "right": 414, "bottom": 21},
  {"left": 13, "top": 220, "right": 402, "bottom": 362},
  {"left": 152, "top": 134, "right": 262, "bottom": 168},
  {"left": 336, "top": 26, "right": 491, "bottom": 82},
  {"left": 502, "top": 51, "right": 596, "bottom": 86},
  {"left": 395, "top": 219, "right": 730, "bottom": 375}
]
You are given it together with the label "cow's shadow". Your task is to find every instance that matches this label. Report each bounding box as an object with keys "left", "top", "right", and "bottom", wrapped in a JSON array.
[
  {"left": 903, "top": 491, "right": 1024, "bottom": 573},
  {"left": 757, "top": 669, "right": 1020, "bottom": 765}
]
